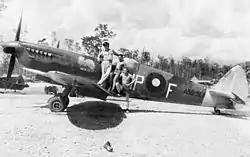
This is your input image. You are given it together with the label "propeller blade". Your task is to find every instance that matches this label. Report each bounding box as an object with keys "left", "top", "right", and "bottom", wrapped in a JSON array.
[
  {"left": 7, "top": 55, "right": 16, "bottom": 80},
  {"left": 15, "top": 10, "right": 23, "bottom": 41},
  {"left": 57, "top": 40, "right": 60, "bottom": 48}
]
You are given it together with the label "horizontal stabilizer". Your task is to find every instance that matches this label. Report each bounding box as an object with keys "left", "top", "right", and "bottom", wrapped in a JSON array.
[{"left": 209, "top": 90, "right": 246, "bottom": 105}]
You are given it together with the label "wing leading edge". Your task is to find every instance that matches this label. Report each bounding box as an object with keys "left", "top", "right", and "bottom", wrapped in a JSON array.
[{"left": 45, "top": 71, "right": 110, "bottom": 100}]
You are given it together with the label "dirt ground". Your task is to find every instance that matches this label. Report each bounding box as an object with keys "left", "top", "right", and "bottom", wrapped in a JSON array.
[{"left": 0, "top": 82, "right": 250, "bottom": 157}]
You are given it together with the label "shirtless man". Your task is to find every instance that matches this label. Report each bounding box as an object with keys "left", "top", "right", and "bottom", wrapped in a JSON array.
[
  {"left": 115, "top": 67, "right": 135, "bottom": 111},
  {"left": 111, "top": 53, "right": 125, "bottom": 92}
]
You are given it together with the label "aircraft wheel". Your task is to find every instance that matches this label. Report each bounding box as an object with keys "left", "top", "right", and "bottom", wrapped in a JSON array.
[
  {"left": 213, "top": 107, "right": 221, "bottom": 115},
  {"left": 48, "top": 94, "right": 69, "bottom": 112}
]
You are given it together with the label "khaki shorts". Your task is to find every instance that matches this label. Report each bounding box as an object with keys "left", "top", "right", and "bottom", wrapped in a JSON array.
[{"left": 116, "top": 83, "right": 130, "bottom": 92}]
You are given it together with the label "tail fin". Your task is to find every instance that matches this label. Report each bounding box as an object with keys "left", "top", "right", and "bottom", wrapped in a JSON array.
[{"left": 211, "top": 65, "right": 248, "bottom": 102}]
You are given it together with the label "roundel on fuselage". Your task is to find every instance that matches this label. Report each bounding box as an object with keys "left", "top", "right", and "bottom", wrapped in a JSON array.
[{"left": 145, "top": 72, "right": 167, "bottom": 95}]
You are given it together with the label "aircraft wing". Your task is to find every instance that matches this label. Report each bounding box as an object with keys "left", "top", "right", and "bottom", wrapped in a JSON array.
[
  {"left": 29, "top": 70, "right": 98, "bottom": 90},
  {"left": 46, "top": 71, "right": 88, "bottom": 87},
  {"left": 44, "top": 71, "right": 110, "bottom": 99}
]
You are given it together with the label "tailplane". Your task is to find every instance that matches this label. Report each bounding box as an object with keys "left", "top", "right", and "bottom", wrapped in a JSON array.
[{"left": 211, "top": 65, "right": 248, "bottom": 103}]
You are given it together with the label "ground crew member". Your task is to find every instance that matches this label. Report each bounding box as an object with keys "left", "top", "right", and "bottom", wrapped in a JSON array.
[
  {"left": 97, "top": 41, "right": 114, "bottom": 87},
  {"left": 97, "top": 41, "right": 120, "bottom": 88},
  {"left": 115, "top": 67, "right": 135, "bottom": 111},
  {"left": 111, "top": 53, "right": 125, "bottom": 92}
]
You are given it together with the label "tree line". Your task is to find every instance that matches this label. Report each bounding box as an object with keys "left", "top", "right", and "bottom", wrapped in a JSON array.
[
  {"left": 0, "top": 20, "right": 232, "bottom": 80},
  {"left": 64, "top": 23, "right": 232, "bottom": 80}
]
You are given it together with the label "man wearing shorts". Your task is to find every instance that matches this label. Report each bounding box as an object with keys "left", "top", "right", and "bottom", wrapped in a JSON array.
[
  {"left": 115, "top": 67, "right": 135, "bottom": 111},
  {"left": 111, "top": 53, "right": 125, "bottom": 92}
]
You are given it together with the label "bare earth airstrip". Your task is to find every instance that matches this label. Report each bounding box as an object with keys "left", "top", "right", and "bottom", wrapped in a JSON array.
[{"left": 0, "top": 82, "right": 250, "bottom": 157}]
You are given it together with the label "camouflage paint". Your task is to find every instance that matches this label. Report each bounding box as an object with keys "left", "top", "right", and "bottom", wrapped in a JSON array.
[
  {"left": 129, "top": 64, "right": 207, "bottom": 106},
  {"left": 1, "top": 13, "right": 247, "bottom": 111},
  {"left": 2, "top": 40, "right": 247, "bottom": 110},
  {"left": 18, "top": 42, "right": 102, "bottom": 82},
  {"left": 6, "top": 41, "right": 209, "bottom": 105}
]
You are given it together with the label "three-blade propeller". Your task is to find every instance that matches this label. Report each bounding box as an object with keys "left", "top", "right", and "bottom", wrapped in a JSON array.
[{"left": 5, "top": 12, "right": 22, "bottom": 80}]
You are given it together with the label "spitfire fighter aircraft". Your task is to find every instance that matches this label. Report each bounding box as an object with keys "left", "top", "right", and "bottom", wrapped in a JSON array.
[{"left": 1, "top": 14, "right": 249, "bottom": 114}]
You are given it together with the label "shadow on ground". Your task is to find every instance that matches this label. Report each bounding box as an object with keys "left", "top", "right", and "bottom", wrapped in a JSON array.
[
  {"left": 66, "top": 101, "right": 127, "bottom": 130},
  {"left": 37, "top": 102, "right": 249, "bottom": 130},
  {"left": 0, "top": 91, "right": 27, "bottom": 95}
]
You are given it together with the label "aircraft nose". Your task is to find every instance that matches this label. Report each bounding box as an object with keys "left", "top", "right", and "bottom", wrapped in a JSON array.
[
  {"left": 0, "top": 41, "right": 19, "bottom": 54},
  {"left": 1, "top": 41, "right": 19, "bottom": 48}
]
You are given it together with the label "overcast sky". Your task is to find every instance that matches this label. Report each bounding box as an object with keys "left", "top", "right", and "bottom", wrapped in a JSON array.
[{"left": 1, "top": 0, "right": 250, "bottom": 64}]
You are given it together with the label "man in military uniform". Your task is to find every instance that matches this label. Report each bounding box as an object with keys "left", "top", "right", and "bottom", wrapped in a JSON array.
[
  {"left": 115, "top": 67, "right": 135, "bottom": 111},
  {"left": 97, "top": 41, "right": 120, "bottom": 89}
]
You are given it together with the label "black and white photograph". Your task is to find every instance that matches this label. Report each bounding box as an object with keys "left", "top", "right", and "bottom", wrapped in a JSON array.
[{"left": 0, "top": 0, "right": 250, "bottom": 156}]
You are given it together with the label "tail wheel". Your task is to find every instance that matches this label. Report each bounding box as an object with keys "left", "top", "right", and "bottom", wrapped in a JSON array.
[
  {"left": 48, "top": 93, "right": 69, "bottom": 112},
  {"left": 213, "top": 107, "right": 221, "bottom": 115}
]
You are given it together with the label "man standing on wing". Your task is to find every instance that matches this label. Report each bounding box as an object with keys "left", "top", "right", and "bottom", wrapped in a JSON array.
[{"left": 97, "top": 41, "right": 120, "bottom": 89}]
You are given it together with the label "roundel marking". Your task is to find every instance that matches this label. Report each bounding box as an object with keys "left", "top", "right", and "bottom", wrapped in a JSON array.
[
  {"left": 77, "top": 56, "right": 96, "bottom": 71},
  {"left": 145, "top": 72, "right": 167, "bottom": 94},
  {"left": 152, "top": 78, "right": 160, "bottom": 87}
]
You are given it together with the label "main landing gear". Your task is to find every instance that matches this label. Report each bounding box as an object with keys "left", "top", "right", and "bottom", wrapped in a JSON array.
[
  {"left": 47, "top": 86, "right": 72, "bottom": 112},
  {"left": 213, "top": 107, "right": 221, "bottom": 115}
]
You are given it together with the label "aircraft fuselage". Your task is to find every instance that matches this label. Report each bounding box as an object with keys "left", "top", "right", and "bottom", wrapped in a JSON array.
[
  {"left": 18, "top": 41, "right": 102, "bottom": 83},
  {"left": 14, "top": 41, "right": 212, "bottom": 105},
  {"left": 11, "top": 41, "right": 236, "bottom": 110}
]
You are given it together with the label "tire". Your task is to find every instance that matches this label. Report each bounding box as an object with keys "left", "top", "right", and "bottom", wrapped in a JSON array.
[
  {"left": 214, "top": 109, "right": 221, "bottom": 115},
  {"left": 48, "top": 94, "right": 69, "bottom": 112},
  {"left": 213, "top": 107, "right": 221, "bottom": 115}
]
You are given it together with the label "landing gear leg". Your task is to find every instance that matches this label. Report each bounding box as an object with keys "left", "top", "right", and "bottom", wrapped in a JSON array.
[
  {"left": 213, "top": 107, "right": 221, "bottom": 115},
  {"left": 47, "top": 86, "right": 72, "bottom": 112}
]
